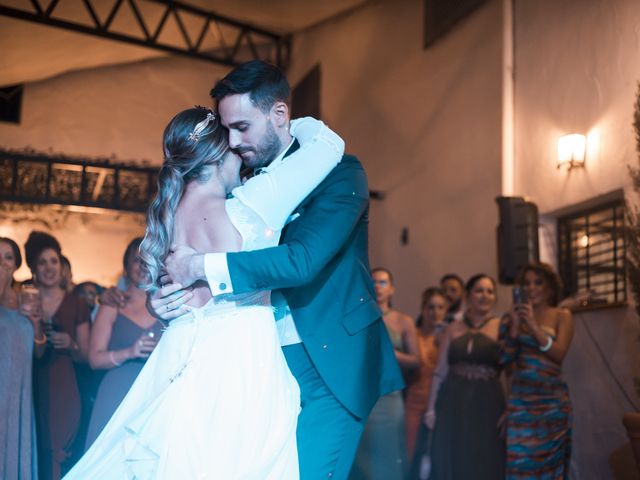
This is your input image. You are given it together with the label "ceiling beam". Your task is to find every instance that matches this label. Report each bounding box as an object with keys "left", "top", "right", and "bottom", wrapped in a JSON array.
[{"left": 0, "top": 0, "right": 291, "bottom": 69}]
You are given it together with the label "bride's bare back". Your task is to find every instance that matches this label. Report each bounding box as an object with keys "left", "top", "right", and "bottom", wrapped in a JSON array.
[{"left": 172, "top": 181, "right": 242, "bottom": 308}]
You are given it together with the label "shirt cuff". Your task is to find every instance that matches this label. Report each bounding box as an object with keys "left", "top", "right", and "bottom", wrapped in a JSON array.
[{"left": 204, "top": 253, "right": 233, "bottom": 296}]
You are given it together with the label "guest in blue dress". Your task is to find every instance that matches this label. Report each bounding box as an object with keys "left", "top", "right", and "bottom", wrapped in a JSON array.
[
  {"left": 350, "top": 267, "right": 420, "bottom": 480},
  {"left": 84, "top": 238, "right": 162, "bottom": 449}
]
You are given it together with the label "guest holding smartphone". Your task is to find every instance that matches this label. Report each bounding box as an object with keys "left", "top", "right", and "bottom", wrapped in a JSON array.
[{"left": 502, "top": 262, "right": 573, "bottom": 479}]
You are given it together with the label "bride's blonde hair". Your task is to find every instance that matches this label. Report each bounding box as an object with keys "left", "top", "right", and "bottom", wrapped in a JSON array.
[{"left": 140, "top": 107, "right": 229, "bottom": 290}]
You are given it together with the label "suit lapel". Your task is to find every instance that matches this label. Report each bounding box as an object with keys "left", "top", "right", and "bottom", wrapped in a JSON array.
[
  {"left": 280, "top": 139, "right": 305, "bottom": 241},
  {"left": 283, "top": 139, "right": 300, "bottom": 159}
]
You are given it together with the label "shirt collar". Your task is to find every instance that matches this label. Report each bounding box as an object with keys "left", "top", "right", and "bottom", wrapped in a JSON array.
[{"left": 255, "top": 138, "right": 295, "bottom": 175}]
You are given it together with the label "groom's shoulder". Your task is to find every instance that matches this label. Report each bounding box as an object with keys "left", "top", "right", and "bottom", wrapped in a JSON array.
[
  {"left": 324, "top": 153, "right": 368, "bottom": 190},
  {"left": 342, "top": 153, "right": 360, "bottom": 164},
  {"left": 338, "top": 153, "right": 364, "bottom": 172}
]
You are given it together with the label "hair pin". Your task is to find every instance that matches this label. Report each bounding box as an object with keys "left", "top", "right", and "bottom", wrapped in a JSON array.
[{"left": 188, "top": 112, "right": 216, "bottom": 142}]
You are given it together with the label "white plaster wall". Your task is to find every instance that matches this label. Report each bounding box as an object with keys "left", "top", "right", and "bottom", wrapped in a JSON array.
[
  {"left": 0, "top": 55, "right": 229, "bottom": 285},
  {"left": 514, "top": 0, "right": 640, "bottom": 212},
  {"left": 514, "top": 1, "right": 640, "bottom": 477},
  {"left": 0, "top": 207, "right": 145, "bottom": 287},
  {"left": 0, "top": 55, "right": 228, "bottom": 163},
  {"left": 289, "top": 0, "right": 504, "bottom": 316}
]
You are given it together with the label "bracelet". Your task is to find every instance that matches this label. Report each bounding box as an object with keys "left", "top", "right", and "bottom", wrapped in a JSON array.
[
  {"left": 34, "top": 334, "right": 47, "bottom": 345},
  {"left": 109, "top": 351, "right": 122, "bottom": 367},
  {"left": 539, "top": 334, "right": 553, "bottom": 352}
]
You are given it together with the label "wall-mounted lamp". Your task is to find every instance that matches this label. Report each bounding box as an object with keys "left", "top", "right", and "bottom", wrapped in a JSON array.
[{"left": 557, "top": 133, "right": 586, "bottom": 170}]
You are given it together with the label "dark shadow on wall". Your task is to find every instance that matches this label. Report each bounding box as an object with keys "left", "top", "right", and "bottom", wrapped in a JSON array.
[{"left": 609, "top": 443, "right": 640, "bottom": 480}]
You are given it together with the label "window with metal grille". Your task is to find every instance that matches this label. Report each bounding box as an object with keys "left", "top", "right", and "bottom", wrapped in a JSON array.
[{"left": 558, "top": 200, "right": 626, "bottom": 309}]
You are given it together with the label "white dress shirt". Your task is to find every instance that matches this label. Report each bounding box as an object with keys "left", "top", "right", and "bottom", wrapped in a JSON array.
[{"left": 203, "top": 120, "right": 345, "bottom": 346}]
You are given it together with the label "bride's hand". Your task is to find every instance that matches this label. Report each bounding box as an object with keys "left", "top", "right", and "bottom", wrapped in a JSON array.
[
  {"left": 148, "top": 282, "right": 193, "bottom": 321},
  {"left": 289, "top": 117, "right": 324, "bottom": 144},
  {"left": 165, "top": 245, "right": 203, "bottom": 288}
]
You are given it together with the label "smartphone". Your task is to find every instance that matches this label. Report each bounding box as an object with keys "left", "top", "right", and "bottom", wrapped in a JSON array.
[{"left": 512, "top": 286, "right": 528, "bottom": 305}]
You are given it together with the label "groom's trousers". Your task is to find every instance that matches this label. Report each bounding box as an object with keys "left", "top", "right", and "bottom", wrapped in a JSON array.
[{"left": 283, "top": 343, "right": 366, "bottom": 479}]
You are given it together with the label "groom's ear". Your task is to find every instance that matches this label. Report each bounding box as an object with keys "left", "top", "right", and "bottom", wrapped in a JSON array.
[{"left": 270, "top": 101, "right": 289, "bottom": 128}]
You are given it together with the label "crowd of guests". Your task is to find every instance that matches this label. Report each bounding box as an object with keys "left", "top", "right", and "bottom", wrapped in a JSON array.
[
  {"left": 0, "top": 231, "right": 162, "bottom": 480},
  {"left": 349, "top": 266, "right": 574, "bottom": 480},
  {"left": 1, "top": 229, "right": 574, "bottom": 480}
]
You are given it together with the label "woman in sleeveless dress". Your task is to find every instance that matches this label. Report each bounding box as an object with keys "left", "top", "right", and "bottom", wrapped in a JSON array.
[
  {"left": 425, "top": 274, "right": 506, "bottom": 480},
  {"left": 350, "top": 267, "right": 420, "bottom": 480},
  {"left": 24, "top": 232, "right": 91, "bottom": 480},
  {"left": 502, "top": 262, "right": 573, "bottom": 479},
  {"left": 63, "top": 108, "right": 344, "bottom": 479},
  {"left": 84, "top": 237, "right": 163, "bottom": 450}
]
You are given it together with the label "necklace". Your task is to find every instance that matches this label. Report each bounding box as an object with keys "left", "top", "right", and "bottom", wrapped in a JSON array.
[{"left": 462, "top": 314, "right": 492, "bottom": 355}]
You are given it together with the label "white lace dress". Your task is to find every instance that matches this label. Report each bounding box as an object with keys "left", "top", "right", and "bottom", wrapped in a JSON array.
[{"left": 63, "top": 118, "right": 344, "bottom": 480}]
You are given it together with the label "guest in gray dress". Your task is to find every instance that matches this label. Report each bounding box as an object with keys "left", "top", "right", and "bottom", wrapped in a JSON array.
[
  {"left": 0, "top": 236, "right": 45, "bottom": 480},
  {"left": 85, "top": 238, "right": 162, "bottom": 449},
  {"left": 350, "top": 268, "right": 420, "bottom": 480}
]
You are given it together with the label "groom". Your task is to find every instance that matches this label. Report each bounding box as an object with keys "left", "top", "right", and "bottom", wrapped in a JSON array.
[{"left": 153, "top": 60, "right": 403, "bottom": 478}]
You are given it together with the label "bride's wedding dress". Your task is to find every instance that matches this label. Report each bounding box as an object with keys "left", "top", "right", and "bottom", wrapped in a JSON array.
[{"left": 63, "top": 118, "right": 344, "bottom": 479}]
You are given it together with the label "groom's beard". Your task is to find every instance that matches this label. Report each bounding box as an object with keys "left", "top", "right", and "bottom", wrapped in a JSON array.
[{"left": 237, "top": 121, "right": 282, "bottom": 170}]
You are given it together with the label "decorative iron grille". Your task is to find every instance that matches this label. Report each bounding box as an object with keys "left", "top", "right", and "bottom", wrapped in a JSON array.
[
  {"left": 0, "top": 148, "right": 157, "bottom": 213},
  {"left": 558, "top": 200, "right": 626, "bottom": 308}
]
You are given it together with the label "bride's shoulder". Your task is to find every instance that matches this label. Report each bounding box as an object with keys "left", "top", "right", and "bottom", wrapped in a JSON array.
[{"left": 178, "top": 192, "right": 226, "bottom": 212}]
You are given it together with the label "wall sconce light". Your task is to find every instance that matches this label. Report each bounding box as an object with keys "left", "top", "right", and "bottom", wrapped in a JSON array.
[{"left": 557, "top": 133, "right": 586, "bottom": 170}]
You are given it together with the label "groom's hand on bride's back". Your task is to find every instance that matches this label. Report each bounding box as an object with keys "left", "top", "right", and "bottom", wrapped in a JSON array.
[
  {"left": 164, "top": 245, "right": 205, "bottom": 288},
  {"left": 147, "top": 282, "right": 194, "bottom": 322}
]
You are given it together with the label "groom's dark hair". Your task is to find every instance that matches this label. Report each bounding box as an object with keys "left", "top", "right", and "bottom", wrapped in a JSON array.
[{"left": 210, "top": 60, "right": 290, "bottom": 113}]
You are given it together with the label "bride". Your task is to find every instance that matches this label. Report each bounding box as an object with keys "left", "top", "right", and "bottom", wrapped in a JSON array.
[{"left": 63, "top": 108, "right": 344, "bottom": 479}]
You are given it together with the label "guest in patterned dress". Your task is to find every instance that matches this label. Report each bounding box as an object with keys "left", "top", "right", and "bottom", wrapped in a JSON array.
[
  {"left": 350, "top": 267, "right": 420, "bottom": 480},
  {"left": 84, "top": 237, "right": 162, "bottom": 449},
  {"left": 503, "top": 262, "right": 573, "bottom": 479}
]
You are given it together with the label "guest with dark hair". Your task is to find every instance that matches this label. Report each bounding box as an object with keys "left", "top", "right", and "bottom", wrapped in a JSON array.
[
  {"left": 68, "top": 281, "right": 104, "bottom": 466},
  {"left": 84, "top": 237, "right": 162, "bottom": 449},
  {"left": 405, "top": 287, "right": 447, "bottom": 469},
  {"left": 0, "top": 236, "right": 43, "bottom": 479},
  {"left": 72, "top": 282, "right": 103, "bottom": 322},
  {"left": 60, "top": 256, "right": 75, "bottom": 293},
  {"left": 25, "top": 231, "right": 90, "bottom": 480},
  {"left": 440, "top": 273, "right": 465, "bottom": 323},
  {"left": 350, "top": 267, "right": 419, "bottom": 480},
  {"left": 426, "top": 274, "right": 505, "bottom": 480},
  {"left": 0, "top": 236, "right": 25, "bottom": 308},
  {"left": 503, "top": 262, "right": 573, "bottom": 478}
]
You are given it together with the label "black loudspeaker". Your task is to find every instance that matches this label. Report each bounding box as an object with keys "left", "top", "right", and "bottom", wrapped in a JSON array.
[{"left": 495, "top": 196, "right": 539, "bottom": 284}]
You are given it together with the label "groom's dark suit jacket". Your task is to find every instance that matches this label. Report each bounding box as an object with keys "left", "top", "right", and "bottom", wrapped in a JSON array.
[{"left": 225, "top": 143, "right": 404, "bottom": 419}]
